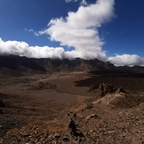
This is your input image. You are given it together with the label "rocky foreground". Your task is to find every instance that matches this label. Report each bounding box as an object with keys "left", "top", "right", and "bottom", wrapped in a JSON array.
[{"left": 0, "top": 83, "right": 144, "bottom": 144}]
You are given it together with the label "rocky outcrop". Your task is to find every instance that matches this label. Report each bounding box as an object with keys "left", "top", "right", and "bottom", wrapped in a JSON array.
[
  {"left": 99, "top": 83, "right": 117, "bottom": 97},
  {"left": 89, "top": 83, "right": 126, "bottom": 96},
  {"left": 91, "top": 83, "right": 144, "bottom": 108}
]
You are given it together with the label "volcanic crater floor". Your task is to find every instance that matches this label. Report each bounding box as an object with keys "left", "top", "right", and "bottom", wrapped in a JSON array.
[{"left": 0, "top": 72, "right": 144, "bottom": 144}]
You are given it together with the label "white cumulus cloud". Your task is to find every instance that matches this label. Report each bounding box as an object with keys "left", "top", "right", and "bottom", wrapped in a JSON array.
[{"left": 39, "top": 0, "right": 115, "bottom": 61}]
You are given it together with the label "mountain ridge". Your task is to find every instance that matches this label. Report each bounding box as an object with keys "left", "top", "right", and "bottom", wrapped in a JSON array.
[{"left": 0, "top": 55, "right": 144, "bottom": 77}]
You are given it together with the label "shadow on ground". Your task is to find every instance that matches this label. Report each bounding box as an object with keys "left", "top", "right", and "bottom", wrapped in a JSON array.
[{"left": 74, "top": 69, "right": 144, "bottom": 92}]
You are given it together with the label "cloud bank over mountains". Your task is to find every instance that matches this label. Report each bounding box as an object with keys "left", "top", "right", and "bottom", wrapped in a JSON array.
[
  {"left": 0, "top": 38, "right": 67, "bottom": 59},
  {"left": 0, "top": 0, "right": 144, "bottom": 66},
  {"left": 108, "top": 54, "right": 144, "bottom": 67}
]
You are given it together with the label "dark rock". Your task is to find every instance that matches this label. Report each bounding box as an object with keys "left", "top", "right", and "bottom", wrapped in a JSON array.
[
  {"left": 116, "top": 87, "right": 126, "bottom": 94},
  {"left": 0, "top": 99, "right": 5, "bottom": 107},
  {"left": 55, "top": 134, "right": 61, "bottom": 139},
  {"left": 68, "top": 118, "right": 77, "bottom": 135},
  {"left": 0, "top": 109, "right": 3, "bottom": 114},
  {"left": 63, "top": 137, "right": 70, "bottom": 142},
  {"left": 68, "top": 118, "right": 85, "bottom": 138}
]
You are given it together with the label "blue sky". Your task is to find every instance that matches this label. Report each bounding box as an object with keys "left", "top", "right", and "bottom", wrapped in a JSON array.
[{"left": 0, "top": 0, "right": 144, "bottom": 66}]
